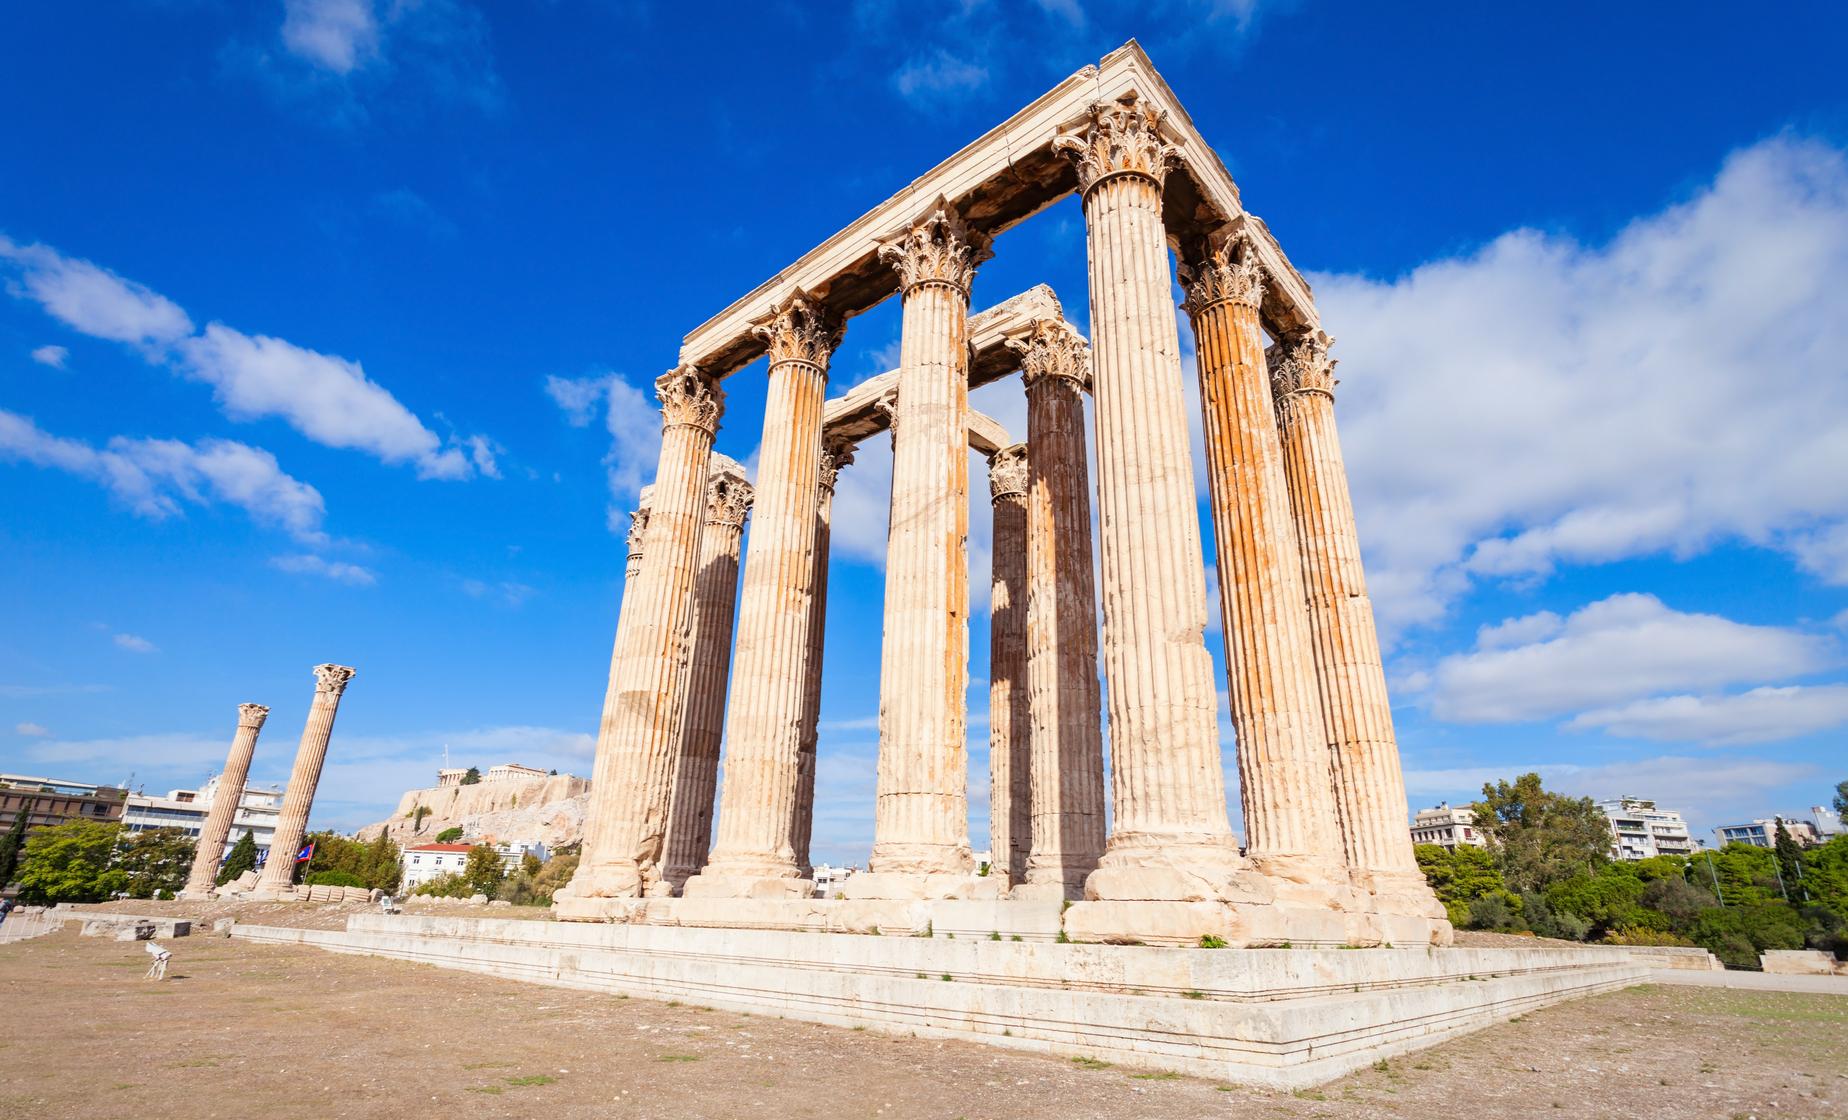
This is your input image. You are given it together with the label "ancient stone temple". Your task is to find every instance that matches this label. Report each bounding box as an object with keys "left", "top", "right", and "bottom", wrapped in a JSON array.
[{"left": 553, "top": 41, "right": 1448, "bottom": 949}]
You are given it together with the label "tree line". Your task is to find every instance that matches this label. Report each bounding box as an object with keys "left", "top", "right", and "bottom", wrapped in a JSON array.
[{"left": 1416, "top": 773, "right": 1848, "bottom": 968}]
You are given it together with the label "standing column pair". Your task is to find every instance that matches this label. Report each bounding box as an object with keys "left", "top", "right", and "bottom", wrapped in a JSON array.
[
  {"left": 255, "top": 664, "right": 356, "bottom": 894},
  {"left": 852, "top": 200, "right": 992, "bottom": 899},
  {"left": 685, "top": 291, "right": 841, "bottom": 898},
  {"left": 558, "top": 368, "right": 724, "bottom": 911}
]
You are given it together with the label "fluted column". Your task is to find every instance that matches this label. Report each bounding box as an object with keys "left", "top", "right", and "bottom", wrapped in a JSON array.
[
  {"left": 1053, "top": 94, "right": 1252, "bottom": 902},
  {"left": 181, "top": 702, "right": 269, "bottom": 897},
  {"left": 793, "top": 438, "right": 853, "bottom": 880},
  {"left": 1180, "top": 228, "right": 1346, "bottom": 888},
  {"left": 558, "top": 368, "right": 723, "bottom": 910},
  {"left": 860, "top": 201, "right": 991, "bottom": 893},
  {"left": 1274, "top": 331, "right": 1440, "bottom": 914},
  {"left": 986, "top": 444, "right": 1031, "bottom": 887},
  {"left": 660, "top": 462, "right": 752, "bottom": 891},
  {"left": 687, "top": 292, "right": 840, "bottom": 897},
  {"left": 255, "top": 665, "right": 355, "bottom": 892},
  {"left": 1012, "top": 320, "right": 1106, "bottom": 900}
]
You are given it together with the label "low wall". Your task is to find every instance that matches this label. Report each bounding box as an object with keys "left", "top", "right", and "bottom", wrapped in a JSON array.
[
  {"left": 234, "top": 913, "right": 1647, "bottom": 1088},
  {"left": 1761, "top": 949, "right": 1847, "bottom": 976}
]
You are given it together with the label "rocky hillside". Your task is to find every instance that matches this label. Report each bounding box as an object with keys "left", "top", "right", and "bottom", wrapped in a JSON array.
[{"left": 358, "top": 773, "right": 591, "bottom": 849}]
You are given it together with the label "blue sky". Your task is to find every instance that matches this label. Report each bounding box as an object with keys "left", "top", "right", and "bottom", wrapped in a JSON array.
[{"left": 3, "top": 1, "right": 1845, "bottom": 863}]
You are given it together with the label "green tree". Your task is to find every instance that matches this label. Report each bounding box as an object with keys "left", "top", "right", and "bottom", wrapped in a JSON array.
[
  {"left": 301, "top": 830, "right": 403, "bottom": 892},
  {"left": 1689, "top": 903, "right": 1805, "bottom": 969},
  {"left": 361, "top": 831, "right": 403, "bottom": 892},
  {"left": 462, "top": 844, "right": 504, "bottom": 896},
  {"left": 1415, "top": 843, "right": 1517, "bottom": 927},
  {"left": 0, "top": 807, "right": 28, "bottom": 886},
  {"left": 461, "top": 767, "right": 481, "bottom": 786},
  {"left": 304, "top": 869, "right": 366, "bottom": 888},
  {"left": 413, "top": 872, "right": 471, "bottom": 898},
  {"left": 1773, "top": 818, "right": 1804, "bottom": 899},
  {"left": 112, "top": 827, "right": 196, "bottom": 899},
  {"left": 216, "top": 831, "right": 259, "bottom": 885},
  {"left": 1470, "top": 773, "right": 1611, "bottom": 891},
  {"left": 435, "top": 826, "right": 464, "bottom": 843},
  {"left": 14, "top": 819, "right": 125, "bottom": 903},
  {"left": 1833, "top": 779, "right": 1847, "bottom": 818}
]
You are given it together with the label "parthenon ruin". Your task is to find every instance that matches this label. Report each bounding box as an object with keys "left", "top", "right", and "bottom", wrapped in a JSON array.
[{"left": 552, "top": 40, "right": 1450, "bottom": 948}]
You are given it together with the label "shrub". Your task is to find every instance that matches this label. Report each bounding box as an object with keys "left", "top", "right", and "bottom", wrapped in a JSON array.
[
  {"left": 1466, "top": 893, "right": 1521, "bottom": 932},
  {"left": 414, "top": 872, "right": 472, "bottom": 898},
  {"left": 435, "top": 827, "right": 464, "bottom": 843},
  {"left": 304, "top": 869, "right": 366, "bottom": 888},
  {"left": 1603, "top": 927, "right": 1694, "bottom": 947}
]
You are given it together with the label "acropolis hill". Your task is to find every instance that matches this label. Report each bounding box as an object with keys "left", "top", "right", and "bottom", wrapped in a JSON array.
[{"left": 358, "top": 764, "right": 590, "bottom": 850}]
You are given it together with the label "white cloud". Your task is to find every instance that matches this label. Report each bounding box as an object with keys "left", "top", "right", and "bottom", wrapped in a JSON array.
[
  {"left": 1425, "top": 593, "right": 1835, "bottom": 723},
  {"left": 894, "top": 49, "right": 988, "bottom": 103},
  {"left": 14, "top": 722, "right": 49, "bottom": 737},
  {"left": 1321, "top": 136, "right": 1848, "bottom": 634},
  {"left": 1567, "top": 684, "right": 1848, "bottom": 746},
  {"left": 0, "top": 236, "right": 193, "bottom": 348},
  {"left": 178, "top": 323, "right": 472, "bottom": 479},
  {"left": 30, "top": 345, "right": 68, "bottom": 368},
  {"left": 113, "top": 633, "right": 157, "bottom": 654},
  {"left": 270, "top": 553, "right": 378, "bottom": 586},
  {"left": 281, "top": 0, "right": 381, "bottom": 75},
  {"left": 545, "top": 372, "right": 662, "bottom": 517},
  {"left": 0, "top": 410, "right": 328, "bottom": 541}
]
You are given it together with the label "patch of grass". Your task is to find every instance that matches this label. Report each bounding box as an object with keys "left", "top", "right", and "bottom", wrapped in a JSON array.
[
  {"left": 1292, "top": 1088, "right": 1326, "bottom": 1101},
  {"left": 1010, "top": 934, "right": 1023, "bottom": 942},
  {"left": 915, "top": 972, "right": 928, "bottom": 980},
  {"left": 913, "top": 921, "right": 933, "bottom": 938},
  {"left": 1131, "top": 1071, "right": 1182, "bottom": 1081},
  {"left": 1373, "top": 1059, "right": 1390, "bottom": 1073},
  {"left": 939, "top": 973, "right": 952, "bottom": 982},
  {"left": 989, "top": 931, "right": 1002, "bottom": 941},
  {"left": 666, "top": 1000, "right": 682, "bottom": 1008},
  {"left": 1214, "top": 1085, "right": 1235, "bottom": 1093},
  {"left": 657, "top": 1054, "right": 701, "bottom": 1063},
  {"left": 1055, "top": 929, "right": 1071, "bottom": 944},
  {"left": 504, "top": 1075, "right": 556, "bottom": 1087},
  {"left": 1071, "top": 1056, "right": 1111, "bottom": 1070},
  {"left": 1182, "top": 990, "right": 1205, "bottom": 1000},
  {"left": 1198, "top": 934, "right": 1228, "bottom": 949}
]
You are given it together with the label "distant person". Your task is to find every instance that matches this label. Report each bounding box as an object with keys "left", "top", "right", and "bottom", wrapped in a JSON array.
[{"left": 0, "top": 897, "right": 14, "bottom": 926}]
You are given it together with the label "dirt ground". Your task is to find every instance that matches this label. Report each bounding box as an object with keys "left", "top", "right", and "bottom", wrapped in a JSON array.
[
  {"left": 47, "top": 895, "right": 562, "bottom": 931},
  {"left": 1, "top": 925, "right": 1842, "bottom": 1120}
]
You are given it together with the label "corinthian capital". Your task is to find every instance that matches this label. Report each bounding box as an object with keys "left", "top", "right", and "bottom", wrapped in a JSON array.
[
  {"left": 988, "top": 443, "right": 1029, "bottom": 501},
  {"left": 1271, "top": 329, "right": 1337, "bottom": 402},
  {"left": 706, "top": 472, "right": 753, "bottom": 529},
  {"left": 819, "top": 437, "right": 855, "bottom": 493},
  {"left": 626, "top": 504, "right": 652, "bottom": 557},
  {"left": 1007, "top": 318, "right": 1091, "bottom": 392},
  {"left": 1178, "top": 228, "right": 1264, "bottom": 315},
  {"left": 312, "top": 663, "right": 356, "bottom": 697},
  {"left": 656, "top": 365, "right": 724, "bottom": 434},
  {"left": 237, "top": 703, "right": 271, "bottom": 729},
  {"left": 1053, "top": 91, "right": 1180, "bottom": 194},
  {"left": 753, "top": 289, "right": 842, "bottom": 370},
  {"left": 879, "top": 200, "right": 993, "bottom": 296}
]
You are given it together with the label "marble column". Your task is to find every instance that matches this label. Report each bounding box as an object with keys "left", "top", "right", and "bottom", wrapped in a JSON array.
[
  {"left": 686, "top": 292, "right": 840, "bottom": 898},
  {"left": 793, "top": 438, "right": 853, "bottom": 881},
  {"left": 1273, "top": 331, "right": 1440, "bottom": 913},
  {"left": 181, "top": 702, "right": 269, "bottom": 897},
  {"left": 660, "top": 461, "right": 753, "bottom": 891},
  {"left": 985, "top": 443, "right": 1032, "bottom": 887},
  {"left": 1179, "top": 228, "right": 1346, "bottom": 889},
  {"left": 859, "top": 201, "right": 991, "bottom": 895},
  {"left": 1052, "top": 94, "right": 1254, "bottom": 903},
  {"left": 256, "top": 665, "right": 355, "bottom": 893},
  {"left": 558, "top": 368, "right": 723, "bottom": 910},
  {"left": 1011, "top": 319, "right": 1106, "bottom": 900}
]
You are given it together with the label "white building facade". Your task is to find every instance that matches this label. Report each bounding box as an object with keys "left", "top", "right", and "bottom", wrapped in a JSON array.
[
  {"left": 401, "top": 843, "right": 477, "bottom": 890},
  {"left": 122, "top": 776, "right": 283, "bottom": 856},
  {"left": 1410, "top": 803, "right": 1484, "bottom": 850},
  {"left": 1597, "top": 798, "right": 1696, "bottom": 860},
  {"left": 1715, "top": 817, "right": 1823, "bottom": 849}
]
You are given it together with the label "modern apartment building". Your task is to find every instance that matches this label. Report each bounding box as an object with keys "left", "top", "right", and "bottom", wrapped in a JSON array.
[
  {"left": 1714, "top": 817, "right": 1823, "bottom": 849},
  {"left": 1410, "top": 803, "right": 1485, "bottom": 849},
  {"left": 1597, "top": 797, "right": 1697, "bottom": 860},
  {"left": 121, "top": 774, "right": 284, "bottom": 855},
  {"left": 0, "top": 774, "right": 127, "bottom": 840}
]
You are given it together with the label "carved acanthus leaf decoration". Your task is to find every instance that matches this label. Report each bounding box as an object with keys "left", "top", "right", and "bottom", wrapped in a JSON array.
[
  {"left": 656, "top": 366, "right": 724, "bottom": 434},
  {"left": 1178, "top": 228, "right": 1265, "bottom": 314},
  {"left": 879, "top": 201, "right": 993, "bottom": 296},
  {"left": 1007, "top": 318, "right": 1091, "bottom": 392},
  {"left": 753, "top": 290, "right": 842, "bottom": 369},
  {"left": 706, "top": 473, "right": 753, "bottom": 529},
  {"left": 988, "top": 443, "right": 1029, "bottom": 501},
  {"left": 237, "top": 703, "right": 271, "bottom": 728},
  {"left": 312, "top": 663, "right": 357, "bottom": 697},
  {"left": 626, "top": 505, "right": 652, "bottom": 557},
  {"left": 1052, "top": 92, "right": 1181, "bottom": 194},
  {"left": 819, "top": 437, "right": 856, "bottom": 492},
  {"left": 1271, "top": 330, "right": 1337, "bottom": 402}
]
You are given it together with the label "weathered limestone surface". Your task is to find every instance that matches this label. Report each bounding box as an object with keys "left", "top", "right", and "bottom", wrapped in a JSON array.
[
  {"left": 255, "top": 665, "right": 355, "bottom": 893},
  {"left": 1273, "top": 331, "right": 1446, "bottom": 924},
  {"left": 687, "top": 294, "right": 839, "bottom": 899},
  {"left": 360, "top": 774, "right": 591, "bottom": 850},
  {"left": 794, "top": 439, "right": 851, "bottom": 880},
  {"left": 985, "top": 444, "right": 1031, "bottom": 888},
  {"left": 181, "top": 702, "right": 268, "bottom": 898},
  {"left": 1053, "top": 96, "right": 1257, "bottom": 908},
  {"left": 559, "top": 369, "right": 722, "bottom": 910},
  {"left": 1180, "top": 230, "right": 1347, "bottom": 895},
  {"left": 660, "top": 458, "right": 752, "bottom": 891},
  {"left": 1012, "top": 319, "right": 1105, "bottom": 901},
  {"left": 860, "top": 202, "right": 990, "bottom": 897}
]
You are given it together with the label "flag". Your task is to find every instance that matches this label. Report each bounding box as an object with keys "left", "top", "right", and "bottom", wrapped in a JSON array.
[{"left": 295, "top": 842, "right": 314, "bottom": 863}]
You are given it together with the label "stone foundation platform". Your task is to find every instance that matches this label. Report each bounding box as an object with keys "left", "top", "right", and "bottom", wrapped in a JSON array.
[{"left": 232, "top": 913, "right": 1645, "bottom": 1088}]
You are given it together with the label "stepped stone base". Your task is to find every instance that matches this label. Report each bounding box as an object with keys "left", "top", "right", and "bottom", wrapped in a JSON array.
[{"left": 233, "top": 913, "right": 1645, "bottom": 1089}]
